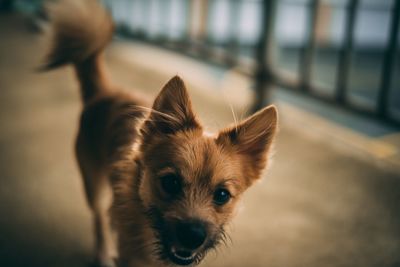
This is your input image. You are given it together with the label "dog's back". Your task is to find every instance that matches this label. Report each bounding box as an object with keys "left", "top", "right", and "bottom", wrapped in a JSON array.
[
  {"left": 42, "top": 1, "right": 147, "bottom": 266},
  {"left": 42, "top": 0, "right": 148, "bottom": 170}
]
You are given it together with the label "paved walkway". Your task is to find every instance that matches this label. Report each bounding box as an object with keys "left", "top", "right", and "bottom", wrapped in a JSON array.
[{"left": 1, "top": 14, "right": 400, "bottom": 267}]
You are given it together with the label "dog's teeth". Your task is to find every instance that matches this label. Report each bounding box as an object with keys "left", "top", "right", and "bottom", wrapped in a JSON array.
[
  {"left": 173, "top": 253, "right": 194, "bottom": 260},
  {"left": 171, "top": 248, "right": 195, "bottom": 260}
]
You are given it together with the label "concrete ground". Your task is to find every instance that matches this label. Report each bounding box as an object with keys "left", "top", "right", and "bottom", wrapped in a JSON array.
[{"left": 1, "top": 14, "right": 400, "bottom": 267}]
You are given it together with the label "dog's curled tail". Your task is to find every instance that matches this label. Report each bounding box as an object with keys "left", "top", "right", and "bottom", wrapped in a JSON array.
[{"left": 42, "top": 0, "right": 114, "bottom": 102}]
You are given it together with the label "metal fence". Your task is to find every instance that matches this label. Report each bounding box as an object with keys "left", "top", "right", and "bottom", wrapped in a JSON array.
[{"left": 104, "top": 0, "right": 400, "bottom": 126}]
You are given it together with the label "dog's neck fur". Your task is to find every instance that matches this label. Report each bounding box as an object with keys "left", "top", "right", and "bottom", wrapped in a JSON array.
[{"left": 111, "top": 149, "right": 153, "bottom": 266}]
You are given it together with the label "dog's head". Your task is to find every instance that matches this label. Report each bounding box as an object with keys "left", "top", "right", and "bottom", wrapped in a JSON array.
[{"left": 136, "top": 76, "right": 277, "bottom": 265}]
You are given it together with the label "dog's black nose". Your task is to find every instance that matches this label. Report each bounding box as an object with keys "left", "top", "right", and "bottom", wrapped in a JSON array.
[{"left": 176, "top": 221, "right": 207, "bottom": 250}]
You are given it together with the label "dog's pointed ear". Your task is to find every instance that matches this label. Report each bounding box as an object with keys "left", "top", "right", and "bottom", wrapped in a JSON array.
[
  {"left": 143, "top": 76, "right": 201, "bottom": 136},
  {"left": 217, "top": 105, "right": 278, "bottom": 184}
]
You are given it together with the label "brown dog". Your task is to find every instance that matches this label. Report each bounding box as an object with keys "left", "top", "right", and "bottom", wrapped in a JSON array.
[{"left": 42, "top": 1, "right": 278, "bottom": 266}]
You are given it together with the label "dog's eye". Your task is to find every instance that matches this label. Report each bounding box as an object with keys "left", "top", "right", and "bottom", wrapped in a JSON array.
[
  {"left": 160, "top": 174, "right": 181, "bottom": 196},
  {"left": 213, "top": 188, "right": 231, "bottom": 205}
]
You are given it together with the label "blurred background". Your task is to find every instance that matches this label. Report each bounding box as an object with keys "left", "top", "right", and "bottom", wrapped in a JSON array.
[{"left": 0, "top": 0, "right": 400, "bottom": 266}]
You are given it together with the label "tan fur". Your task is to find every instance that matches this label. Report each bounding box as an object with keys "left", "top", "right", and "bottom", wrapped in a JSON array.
[{"left": 42, "top": 1, "right": 278, "bottom": 267}]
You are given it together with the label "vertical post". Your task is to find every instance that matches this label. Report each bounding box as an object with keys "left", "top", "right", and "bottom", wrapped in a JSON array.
[
  {"left": 191, "top": 0, "right": 210, "bottom": 56},
  {"left": 199, "top": 0, "right": 209, "bottom": 42},
  {"left": 126, "top": 0, "right": 134, "bottom": 33},
  {"left": 181, "top": 0, "right": 191, "bottom": 46},
  {"left": 252, "top": 0, "right": 277, "bottom": 113},
  {"left": 158, "top": 0, "right": 169, "bottom": 42},
  {"left": 135, "top": 0, "right": 146, "bottom": 38},
  {"left": 181, "top": 0, "right": 195, "bottom": 49},
  {"left": 226, "top": 0, "right": 241, "bottom": 65},
  {"left": 143, "top": 0, "right": 152, "bottom": 40},
  {"left": 378, "top": 0, "right": 400, "bottom": 118},
  {"left": 188, "top": 0, "right": 205, "bottom": 49},
  {"left": 203, "top": 0, "right": 214, "bottom": 53},
  {"left": 299, "top": 0, "right": 319, "bottom": 92},
  {"left": 336, "top": 0, "right": 358, "bottom": 103}
]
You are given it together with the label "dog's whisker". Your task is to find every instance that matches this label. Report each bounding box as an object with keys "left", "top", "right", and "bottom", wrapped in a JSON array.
[
  {"left": 228, "top": 101, "right": 239, "bottom": 134},
  {"left": 123, "top": 104, "right": 182, "bottom": 123}
]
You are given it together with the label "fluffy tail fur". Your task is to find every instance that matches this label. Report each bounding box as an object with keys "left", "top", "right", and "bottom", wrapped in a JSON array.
[{"left": 42, "top": 0, "right": 114, "bottom": 103}]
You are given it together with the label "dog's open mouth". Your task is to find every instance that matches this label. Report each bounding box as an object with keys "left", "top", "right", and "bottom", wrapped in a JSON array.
[{"left": 167, "top": 246, "right": 198, "bottom": 265}]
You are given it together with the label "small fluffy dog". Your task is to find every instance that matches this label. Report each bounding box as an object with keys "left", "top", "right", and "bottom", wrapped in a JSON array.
[{"left": 42, "top": 1, "right": 278, "bottom": 266}]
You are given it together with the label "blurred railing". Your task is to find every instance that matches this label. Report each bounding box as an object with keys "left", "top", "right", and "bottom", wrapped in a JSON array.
[{"left": 104, "top": 0, "right": 400, "bottom": 126}]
